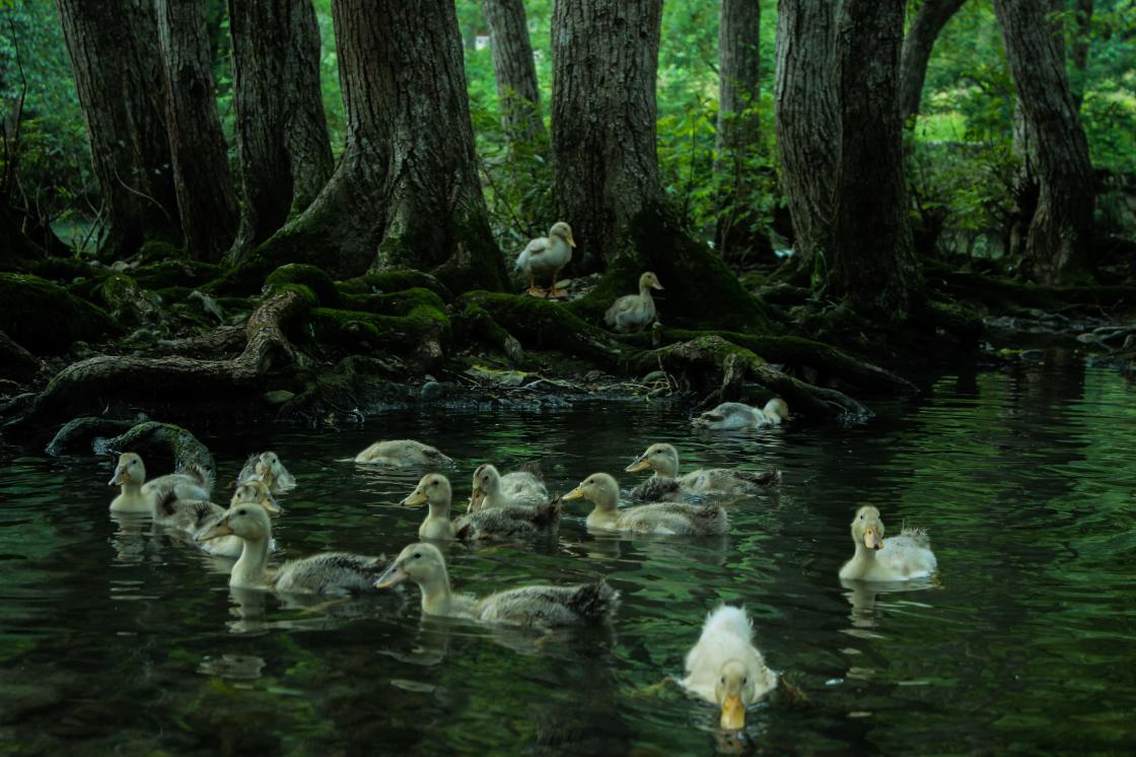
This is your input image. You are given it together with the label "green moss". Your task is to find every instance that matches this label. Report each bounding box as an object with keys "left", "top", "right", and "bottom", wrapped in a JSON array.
[
  {"left": 0, "top": 273, "right": 114, "bottom": 353},
  {"left": 337, "top": 269, "right": 452, "bottom": 301},
  {"left": 132, "top": 259, "right": 220, "bottom": 289},
  {"left": 339, "top": 286, "right": 446, "bottom": 316},
  {"left": 264, "top": 264, "right": 339, "bottom": 306},
  {"left": 310, "top": 301, "right": 450, "bottom": 352},
  {"left": 92, "top": 273, "right": 162, "bottom": 326},
  {"left": 264, "top": 283, "right": 319, "bottom": 309},
  {"left": 137, "top": 239, "right": 184, "bottom": 263}
]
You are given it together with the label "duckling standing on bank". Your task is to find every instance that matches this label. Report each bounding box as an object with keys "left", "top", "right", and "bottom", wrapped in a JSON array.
[
  {"left": 468, "top": 463, "right": 549, "bottom": 511},
  {"left": 692, "top": 398, "right": 790, "bottom": 431},
  {"left": 354, "top": 439, "right": 452, "bottom": 467},
  {"left": 625, "top": 443, "right": 780, "bottom": 502},
  {"left": 515, "top": 221, "right": 575, "bottom": 299},
  {"left": 605, "top": 272, "right": 664, "bottom": 333},
  {"left": 402, "top": 473, "right": 559, "bottom": 542},
  {"left": 108, "top": 452, "right": 213, "bottom": 514},
  {"left": 839, "top": 505, "right": 938, "bottom": 582},
  {"left": 563, "top": 473, "right": 728, "bottom": 536},
  {"left": 375, "top": 542, "right": 619, "bottom": 627},
  {"left": 681, "top": 605, "right": 778, "bottom": 730}
]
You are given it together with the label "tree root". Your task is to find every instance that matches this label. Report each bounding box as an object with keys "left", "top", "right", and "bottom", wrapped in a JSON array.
[
  {"left": 101, "top": 421, "right": 215, "bottom": 481},
  {"left": 45, "top": 416, "right": 144, "bottom": 456}
]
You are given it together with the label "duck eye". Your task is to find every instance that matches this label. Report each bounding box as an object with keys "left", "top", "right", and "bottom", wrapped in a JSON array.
[
  {"left": 743, "top": 676, "right": 748, "bottom": 684},
  {"left": 412, "top": 552, "right": 421, "bottom": 559},
  {"left": 720, "top": 676, "right": 726, "bottom": 684}
]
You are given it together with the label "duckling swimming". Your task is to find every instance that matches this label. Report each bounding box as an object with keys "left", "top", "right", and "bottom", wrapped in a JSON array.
[
  {"left": 839, "top": 505, "right": 937, "bottom": 582},
  {"left": 604, "top": 272, "right": 664, "bottom": 333},
  {"left": 108, "top": 452, "right": 212, "bottom": 514},
  {"left": 192, "top": 481, "right": 282, "bottom": 559},
  {"left": 468, "top": 463, "right": 549, "bottom": 511},
  {"left": 402, "top": 473, "right": 559, "bottom": 542},
  {"left": 515, "top": 221, "right": 575, "bottom": 298},
  {"left": 681, "top": 605, "right": 778, "bottom": 730},
  {"left": 354, "top": 439, "right": 453, "bottom": 467},
  {"left": 692, "top": 399, "right": 790, "bottom": 431},
  {"left": 375, "top": 542, "right": 618, "bottom": 627},
  {"left": 625, "top": 443, "right": 780, "bottom": 502},
  {"left": 237, "top": 451, "right": 295, "bottom": 494},
  {"left": 563, "top": 472, "right": 728, "bottom": 536}
]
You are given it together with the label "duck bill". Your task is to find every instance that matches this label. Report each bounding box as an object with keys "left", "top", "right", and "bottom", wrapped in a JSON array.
[
  {"left": 259, "top": 499, "right": 282, "bottom": 515},
  {"left": 624, "top": 457, "right": 652, "bottom": 473},
  {"left": 108, "top": 468, "right": 126, "bottom": 486},
  {"left": 652, "top": 281, "right": 664, "bottom": 291},
  {"left": 199, "top": 520, "right": 232, "bottom": 541},
  {"left": 374, "top": 562, "right": 407, "bottom": 589},
  {"left": 567, "top": 234, "right": 577, "bottom": 248},
  {"left": 401, "top": 489, "right": 427, "bottom": 507},
  {"left": 562, "top": 486, "right": 586, "bottom": 502},
  {"left": 720, "top": 694, "right": 745, "bottom": 730},
  {"left": 863, "top": 527, "right": 882, "bottom": 550},
  {"left": 468, "top": 487, "right": 485, "bottom": 511}
]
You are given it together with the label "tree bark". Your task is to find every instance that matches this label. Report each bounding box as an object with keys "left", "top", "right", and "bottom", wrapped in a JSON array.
[
  {"left": 995, "top": 0, "right": 1096, "bottom": 284},
  {"left": 155, "top": 0, "right": 239, "bottom": 262},
  {"left": 226, "top": 0, "right": 334, "bottom": 264},
  {"left": 55, "top": 0, "right": 180, "bottom": 257},
  {"left": 714, "top": 0, "right": 763, "bottom": 259},
  {"left": 482, "top": 0, "right": 546, "bottom": 149},
  {"left": 828, "top": 0, "right": 920, "bottom": 317},
  {"left": 898, "top": 0, "right": 967, "bottom": 125},
  {"left": 551, "top": 0, "right": 663, "bottom": 272},
  {"left": 774, "top": 0, "right": 840, "bottom": 272}
]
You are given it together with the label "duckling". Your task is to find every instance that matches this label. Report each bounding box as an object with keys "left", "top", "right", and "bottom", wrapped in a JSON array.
[
  {"left": 198, "top": 505, "right": 385, "bottom": 594},
  {"left": 402, "top": 473, "right": 559, "bottom": 542},
  {"left": 193, "top": 481, "right": 282, "bottom": 559},
  {"left": 839, "top": 505, "right": 937, "bottom": 582},
  {"left": 468, "top": 463, "right": 550, "bottom": 512},
  {"left": 108, "top": 452, "right": 213, "bottom": 514},
  {"left": 604, "top": 272, "right": 664, "bottom": 333},
  {"left": 515, "top": 221, "right": 575, "bottom": 298},
  {"left": 237, "top": 451, "right": 296, "bottom": 494},
  {"left": 375, "top": 542, "right": 619, "bottom": 627},
  {"left": 681, "top": 605, "right": 778, "bottom": 730},
  {"left": 625, "top": 443, "right": 780, "bottom": 502},
  {"left": 692, "top": 399, "right": 790, "bottom": 431},
  {"left": 354, "top": 439, "right": 453, "bottom": 467},
  {"left": 562, "top": 473, "right": 728, "bottom": 536}
]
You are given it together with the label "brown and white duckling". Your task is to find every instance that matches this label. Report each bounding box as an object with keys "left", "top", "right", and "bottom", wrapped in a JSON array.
[
  {"left": 401, "top": 473, "right": 559, "bottom": 542},
  {"left": 604, "top": 271, "right": 664, "bottom": 333},
  {"left": 692, "top": 399, "right": 790, "bottom": 431},
  {"left": 237, "top": 451, "right": 295, "bottom": 494},
  {"left": 108, "top": 452, "right": 212, "bottom": 514},
  {"left": 515, "top": 221, "right": 576, "bottom": 298},
  {"left": 562, "top": 472, "right": 728, "bottom": 536},
  {"left": 375, "top": 542, "right": 618, "bottom": 626},
  {"left": 839, "top": 505, "right": 937, "bottom": 582},
  {"left": 354, "top": 439, "right": 453, "bottom": 467},
  {"left": 468, "top": 463, "right": 549, "bottom": 511},
  {"left": 625, "top": 443, "right": 780, "bottom": 502}
]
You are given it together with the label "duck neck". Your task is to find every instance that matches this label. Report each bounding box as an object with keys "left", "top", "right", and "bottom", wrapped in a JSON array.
[
  {"left": 639, "top": 283, "right": 655, "bottom": 301},
  {"left": 231, "top": 535, "right": 270, "bottom": 587},
  {"left": 428, "top": 499, "right": 451, "bottom": 523},
  {"left": 846, "top": 540, "right": 877, "bottom": 575},
  {"left": 417, "top": 567, "right": 454, "bottom": 616},
  {"left": 483, "top": 486, "right": 505, "bottom": 509},
  {"left": 655, "top": 457, "right": 679, "bottom": 478}
]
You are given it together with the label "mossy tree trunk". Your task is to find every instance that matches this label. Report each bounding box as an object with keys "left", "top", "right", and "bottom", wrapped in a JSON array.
[
  {"left": 995, "top": 0, "right": 1096, "bottom": 284},
  {"left": 898, "top": 0, "right": 967, "bottom": 126},
  {"left": 226, "top": 0, "right": 333, "bottom": 264},
  {"left": 483, "top": 0, "right": 547, "bottom": 152},
  {"left": 55, "top": 0, "right": 180, "bottom": 257},
  {"left": 155, "top": 0, "right": 239, "bottom": 262},
  {"left": 774, "top": 0, "right": 839, "bottom": 275},
  {"left": 714, "top": 0, "right": 763, "bottom": 259},
  {"left": 828, "top": 0, "right": 920, "bottom": 318}
]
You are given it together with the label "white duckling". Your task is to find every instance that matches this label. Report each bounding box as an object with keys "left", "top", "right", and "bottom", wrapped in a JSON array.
[
  {"left": 193, "top": 480, "right": 282, "bottom": 559},
  {"left": 199, "top": 505, "right": 385, "bottom": 594},
  {"left": 354, "top": 439, "right": 453, "bottom": 467},
  {"left": 692, "top": 398, "right": 790, "bottom": 431},
  {"left": 401, "top": 473, "right": 559, "bottom": 542},
  {"left": 681, "top": 605, "right": 778, "bottom": 730},
  {"left": 108, "top": 452, "right": 212, "bottom": 514},
  {"left": 237, "top": 451, "right": 296, "bottom": 494},
  {"left": 625, "top": 443, "right": 780, "bottom": 502},
  {"left": 375, "top": 542, "right": 619, "bottom": 627},
  {"left": 562, "top": 472, "right": 728, "bottom": 536},
  {"left": 468, "top": 463, "right": 549, "bottom": 511},
  {"left": 839, "top": 505, "right": 938, "bottom": 582},
  {"left": 515, "top": 221, "right": 576, "bottom": 298},
  {"left": 604, "top": 272, "right": 664, "bottom": 333}
]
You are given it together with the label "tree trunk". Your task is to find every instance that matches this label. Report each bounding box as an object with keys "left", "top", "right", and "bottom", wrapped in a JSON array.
[
  {"left": 774, "top": 0, "right": 839, "bottom": 273},
  {"left": 226, "top": 0, "right": 333, "bottom": 264},
  {"left": 482, "top": 0, "right": 546, "bottom": 149},
  {"left": 155, "top": 0, "right": 239, "bottom": 262},
  {"left": 551, "top": 0, "right": 662, "bottom": 272},
  {"left": 995, "top": 0, "right": 1096, "bottom": 284},
  {"left": 1070, "top": 0, "right": 1093, "bottom": 111},
  {"left": 898, "top": 0, "right": 967, "bottom": 125},
  {"left": 828, "top": 0, "right": 920, "bottom": 317},
  {"left": 714, "top": 0, "right": 763, "bottom": 259},
  {"left": 55, "top": 0, "right": 180, "bottom": 257}
]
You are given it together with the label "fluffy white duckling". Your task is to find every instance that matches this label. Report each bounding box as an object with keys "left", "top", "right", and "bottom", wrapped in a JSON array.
[
  {"left": 515, "top": 221, "right": 576, "bottom": 298},
  {"left": 468, "top": 463, "right": 549, "bottom": 511},
  {"left": 562, "top": 472, "right": 728, "bottom": 536},
  {"left": 108, "top": 452, "right": 212, "bottom": 514},
  {"left": 839, "top": 505, "right": 938, "bottom": 582},
  {"left": 402, "top": 473, "right": 559, "bottom": 542},
  {"left": 199, "top": 505, "right": 384, "bottom": 594},
  {"left": 625, "top": 443, "right": 780, "bottom": 502},
  {"left": 681, "top": 605, "right": 778, "bottom": 730},
  {"left": 194, "top": 481, "right": 282, "bottom": 559},
  {"left": 354, "top": 439, "right": 452, "bottom": 467},
  {"left": 375, "top": 542, "right": 618, "bottom": 627},
  {"left": 237, "top": 451, "right": 296, "bottom": 494},
  {"left": 692, "top": 399, "right": 790, "bottom": 431},
  {"left": 604, "top": 272, "right": 664, "bottom": 333}
]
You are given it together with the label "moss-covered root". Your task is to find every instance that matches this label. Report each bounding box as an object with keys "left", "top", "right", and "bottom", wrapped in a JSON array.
[
  {"left": 45, "top": 416, "right": 143, "bottom": 457},
  {"left": 631, "top": 335, "right": 869, "bottom": 420},
  {"left": 3, "top": 289, "right": 308, "bottom": 437},
  {"left": 0, "top": 273, "right": 115, "bottom": 354},
  {"left": 102, "top": 421, "right": 215, "bottom": 480},
  {"left": 452, "top": 302, "right": 524, "bottom": 364}
]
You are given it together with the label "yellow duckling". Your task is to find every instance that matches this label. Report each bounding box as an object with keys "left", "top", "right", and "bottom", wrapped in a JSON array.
[
  {"left": 515, "top": 221, "right": 576, "bottom": 298},
  {"left": 562, "top": 472, "right": 728, "bottom": 536},
  {"left": 401, "top": 473, "right": 559, "bottom": 542},
  {"left": 192, "top": 481, "right": 282, "bottom": 559},
  {"left": 692, "top": 399, "right": 790, "bottom": 431},
  {"left": 354, "top": 439, "right": 453, "bottom": 467},
  {"left": 839, "top": 506, "right": 938, "bottom": 581},
  {"left": 681, "top": 605, "right": 778, "bottom": 730},
  {"left": 468, "top": 463, "right": 549, "bottom": 511},
  {"left": 108, "top": 452, "right": 212, "bottom": 514},
  {"left": 375, "top": 542, "right": 619, "bottom": 626},
  {"left": 604, "top": 272, "right": 664, "bottom": 333},
  {"left": 625, "top": 443, "right": 780, "bottom": 502}
]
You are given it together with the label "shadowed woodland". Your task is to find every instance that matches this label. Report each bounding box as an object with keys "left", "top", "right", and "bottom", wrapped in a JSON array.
[{"left": 1, "top": 0, "right": 1134, "bottom": 446}]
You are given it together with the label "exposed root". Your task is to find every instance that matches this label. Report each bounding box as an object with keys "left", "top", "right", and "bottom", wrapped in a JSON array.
[{"left": 101, "top": 420, "right": 215, "bottom": 478}]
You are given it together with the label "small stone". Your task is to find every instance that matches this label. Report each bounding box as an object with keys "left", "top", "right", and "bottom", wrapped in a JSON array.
[
  {"left": 419, "top": 380, "right": 444, "bottom": 401},
  {"left": 263, "top": 390, "right": 295, "bottom": 405}
]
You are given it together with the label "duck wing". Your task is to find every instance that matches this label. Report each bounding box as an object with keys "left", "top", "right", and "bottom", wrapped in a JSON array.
[
  {"left": 477, "top": 580, "right": 619, "bottom": 626},
  {"left": 273, "top": 552, "right": 387, "bottom": 595}
]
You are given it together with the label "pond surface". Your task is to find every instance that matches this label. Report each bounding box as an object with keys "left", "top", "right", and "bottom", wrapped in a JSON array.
[{"left": 2, "top": 358, "right": 1135, "bottom": 754}]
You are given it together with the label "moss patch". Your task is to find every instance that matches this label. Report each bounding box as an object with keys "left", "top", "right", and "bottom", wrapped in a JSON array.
[
  {"left": 0, "top": 273, "right": 115, "bottom": 353},
  {"left": 265, "top": 264, "right": 339, "bottom": 306},
  {"left": 337, "top": 269, "right": 452, "bottom": 302}
]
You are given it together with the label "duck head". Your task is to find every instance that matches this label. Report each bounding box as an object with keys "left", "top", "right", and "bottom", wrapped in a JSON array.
[
  {"left": 715, "top": 659, "right": 754, "bottom": 730},
  {"left": 851, "top": 505, "right": 884, "bottom": 551},
  {"left": 469, "top": 464, "right": 501, "bottom": 510},
  {"left": 625, "top": 443, "right": 679, "bottom": 478},
  {"left": 563, "top": 472, "right": 620, "bottom": 511},
  {"left": 109, "top": 453, "right": 145, "bottom": 487},
  {"left": 374, "top": 542, "right": 447, "bottom": 589},
  {"left": 549, "top": 221, "right": 576, "bottom": 248},
  {"left": 200, "top": 503, "right": 272, "bottom": 542},
  {"left": 639, "top": 271, "right": 664, "bottom": 291},
  {"left": 402, "top": 473, "right": 452, "bottom": 510},
  {"left": 231, "top": 479, "right": 281, "bottom": 514}
]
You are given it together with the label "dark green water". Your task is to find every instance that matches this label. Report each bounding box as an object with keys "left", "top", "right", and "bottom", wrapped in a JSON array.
[{"left": 2, "top": 360, "right": 1135, "bottom": 755}]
